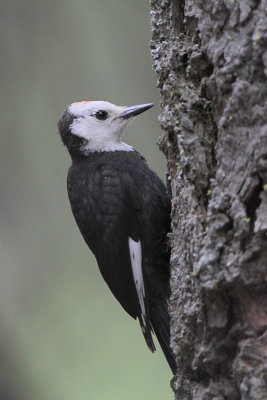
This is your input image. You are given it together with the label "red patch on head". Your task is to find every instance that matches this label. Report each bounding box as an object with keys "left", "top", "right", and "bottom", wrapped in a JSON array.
[{"left": 75, "top": 100, "right": 91, "bottom": 104}]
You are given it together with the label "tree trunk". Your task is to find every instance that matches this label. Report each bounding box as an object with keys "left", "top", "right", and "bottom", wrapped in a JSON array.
[{"left": 149, "top": 1, "right": 267, "bottom": 399}]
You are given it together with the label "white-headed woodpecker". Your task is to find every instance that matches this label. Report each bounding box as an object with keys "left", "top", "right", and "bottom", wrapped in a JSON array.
[{"left": 57, "top": 100, "right": 176, "bottom": 373}]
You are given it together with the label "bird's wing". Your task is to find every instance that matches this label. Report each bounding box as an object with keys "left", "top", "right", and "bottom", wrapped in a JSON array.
[
  {"left": 99, "top": 167, "right": 156, "bottom": 352},
  {"left": 68, "top": 162, "right": 155, "bottom": 351}
]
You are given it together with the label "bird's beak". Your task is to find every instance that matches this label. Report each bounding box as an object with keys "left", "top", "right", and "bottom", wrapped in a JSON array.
[{"left": 118, "top": 103, "right": 154, "bottom": 119}]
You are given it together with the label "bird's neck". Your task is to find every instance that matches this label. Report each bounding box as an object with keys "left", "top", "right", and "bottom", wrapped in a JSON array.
[
  {"left": 81, "top": 140, "right": 134, "bottom": 154},
  {"left": 69, "top": 144, "right": 136, "bottom": 163}
]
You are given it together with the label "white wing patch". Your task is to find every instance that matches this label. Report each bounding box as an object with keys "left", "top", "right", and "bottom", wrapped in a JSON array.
[{"left": 128, "top": 237, "right": 146, "bottom": 327}]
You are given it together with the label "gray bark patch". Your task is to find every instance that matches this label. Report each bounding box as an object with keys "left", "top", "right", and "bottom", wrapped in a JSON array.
[{"left": 150, "top": 0, "right": 267, "bottom": 398}]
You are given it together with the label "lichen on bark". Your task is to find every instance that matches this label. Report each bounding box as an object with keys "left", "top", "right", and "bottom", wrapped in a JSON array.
[{"left": 149, "top": 0, "right": 267, "bottom": 399}]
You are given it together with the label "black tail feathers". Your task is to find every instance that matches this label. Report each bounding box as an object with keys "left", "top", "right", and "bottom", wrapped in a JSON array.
[
  {"left": 154, "top": 321, "right": 176, "bottom": 374},
  {"left": 150, "top": 301, "right": 176, "bottom": 374}
]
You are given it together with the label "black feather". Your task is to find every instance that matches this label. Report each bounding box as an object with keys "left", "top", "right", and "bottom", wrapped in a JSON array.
[{"left": 66, "top": 149, "right": 176, "bottom": 373}]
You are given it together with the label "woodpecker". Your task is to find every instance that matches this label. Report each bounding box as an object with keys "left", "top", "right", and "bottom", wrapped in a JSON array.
[{"left": 57, "top": 100, "right": 176, "bottom": 373}]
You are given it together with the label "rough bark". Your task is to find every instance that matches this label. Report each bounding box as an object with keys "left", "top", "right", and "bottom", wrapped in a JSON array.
[{"left": 149, "top": 1, "right": 267, "bottom": 399}]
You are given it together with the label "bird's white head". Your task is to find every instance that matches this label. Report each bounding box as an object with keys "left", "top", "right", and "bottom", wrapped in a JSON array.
[{"left": 58, "top": 100, "right": 153, "bottom": 155}]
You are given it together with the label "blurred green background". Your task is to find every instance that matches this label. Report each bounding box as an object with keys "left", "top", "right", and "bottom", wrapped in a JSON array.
[{"left": 0, "top": 0, "right": 172, "bottom": 399}]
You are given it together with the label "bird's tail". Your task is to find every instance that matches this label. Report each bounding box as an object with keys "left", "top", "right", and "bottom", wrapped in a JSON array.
[{"left": 150, "top": 301, "right": 176, "bottom": 374}]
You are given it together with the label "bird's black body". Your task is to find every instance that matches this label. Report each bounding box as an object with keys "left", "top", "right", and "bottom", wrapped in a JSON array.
[{"left": 58, "top": 101, "right": 176, "bottom": 373}]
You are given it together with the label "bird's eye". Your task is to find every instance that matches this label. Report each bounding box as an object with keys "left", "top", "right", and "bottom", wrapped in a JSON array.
[{"left": 94, "top": 110, "right": 108, "bottom": 120}]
